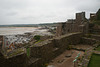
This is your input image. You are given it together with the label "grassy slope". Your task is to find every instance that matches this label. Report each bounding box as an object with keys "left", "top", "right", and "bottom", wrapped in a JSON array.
[{"left": 88, "top": 53, "right": 100, "bottom": 67}]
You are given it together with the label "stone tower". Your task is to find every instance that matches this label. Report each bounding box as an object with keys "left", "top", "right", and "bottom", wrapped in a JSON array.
[{"left": 76, "top": 12, "right": 86, "bottom": 24}]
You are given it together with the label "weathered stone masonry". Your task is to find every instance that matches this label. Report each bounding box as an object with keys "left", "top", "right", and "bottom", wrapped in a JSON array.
[
  {"left": 56, "top": 12, "right": 89, "bottom": 36},
  {"left": 0, "top": 32, "right": 83, "bottom": 67},
  {"left": 29, "top": 32, "right": 83, "bottom": 67}
]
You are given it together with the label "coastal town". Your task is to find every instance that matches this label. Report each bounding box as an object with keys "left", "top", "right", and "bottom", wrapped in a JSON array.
[
  {"left": 0, "top": 7, "right": 100, "bottom": 67},
  {"left": 0, "top": 27, "right": 55, "bottom": 55}
]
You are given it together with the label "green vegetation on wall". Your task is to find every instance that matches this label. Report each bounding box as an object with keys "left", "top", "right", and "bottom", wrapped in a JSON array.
[
  {"left": 27, "top": 48, "right": 30, "bottom": 57},
  {"left": 34, "top": 35, "right": 41, "bottom": 41},
  {"left": 95, "top": 46, "right": 100, "bottom": 51}
]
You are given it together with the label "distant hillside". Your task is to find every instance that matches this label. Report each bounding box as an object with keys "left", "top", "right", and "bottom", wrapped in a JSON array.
[
  {"left": 39, "top": 23, "right": 57, "bottom": 27},
  {"left": 0, "top": 23, "right": 57, "bottom": 27},
  {"left": 0, "top": 24, "right": 38, "bottom": 27}
]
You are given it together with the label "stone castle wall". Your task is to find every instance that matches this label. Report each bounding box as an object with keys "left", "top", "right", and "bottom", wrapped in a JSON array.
[
  {"left": 0, "top": 52, "right": 28, "bottom": 67},
  {"left": 29, "top": 32, "right": 82, "bottom": 67},
  {"left": 0, "top": 32, "right": 83, "bottom": 67},
  {"left": 56, "top": 12, "right": 89, "bottom": 36}
]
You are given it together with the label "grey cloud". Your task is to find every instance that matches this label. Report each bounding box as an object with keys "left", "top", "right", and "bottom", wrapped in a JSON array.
[
  {"left": 0, "top": 0, "right": 100, "bottom": 25},
  {"left": 21, "top": 16, "right": 36, "bottom": 20},
  {"left": 75, "top": 0, "right": 100, "bottom": 12},
  {"left": 6, "top": 12, "right": 17, "bottom": 16}
]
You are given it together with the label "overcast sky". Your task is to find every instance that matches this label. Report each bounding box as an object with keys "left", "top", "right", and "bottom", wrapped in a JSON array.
[{"left": 0, "top": 0, "right": 100, "bottom": 25}]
